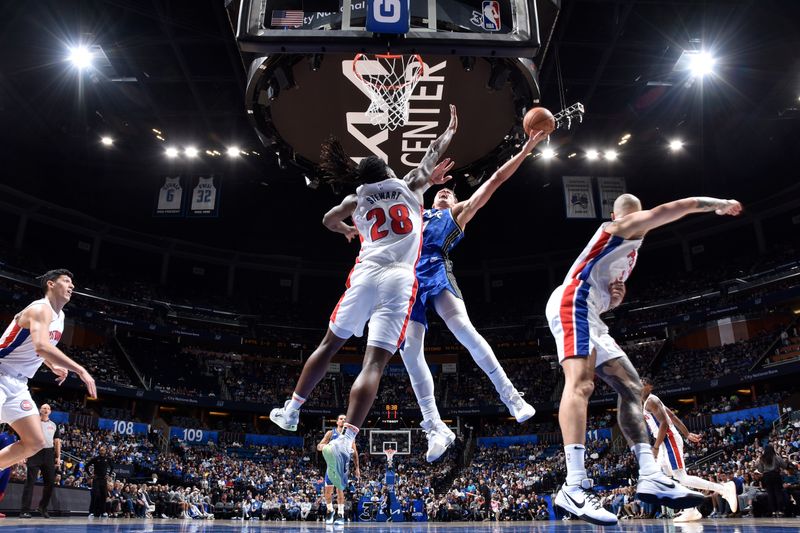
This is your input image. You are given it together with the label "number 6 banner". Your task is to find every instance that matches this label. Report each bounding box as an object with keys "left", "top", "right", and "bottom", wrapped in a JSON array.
[
  {"left": 154, "top": 175, "right": 185, "bottom": 217},
  {"left": 188, "top": 175, "right": 222, "bottom": 217}
]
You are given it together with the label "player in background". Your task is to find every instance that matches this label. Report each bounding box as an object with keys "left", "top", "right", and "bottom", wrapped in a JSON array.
[
  {"left": 547, "top": 194, "right": 742, "bottom": 526},
  {"left": 0, "top": 269, "right": 97, "bottom": 471},
  {"left": 641, "top": 377, "right": 738, "bottom": 522},
  {"left": 400, "top": 130, "right": 547, "bottom": 462},
  {"left": 271, "top": 106, "right": 458, "bottom": 490},
  {"left": 317, "top": 414, "right": 360, "bottom": 525}
]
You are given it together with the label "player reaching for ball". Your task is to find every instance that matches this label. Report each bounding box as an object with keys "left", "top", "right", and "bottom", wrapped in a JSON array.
[
  {"left": 547, "top": 194, "right": 742, "bottom": 526},
  {"left": 400, "top": 129, "right": 548, "bottom": 463},
  {"left": 270, "top": 106, "right": 458, "bottom": 491}
]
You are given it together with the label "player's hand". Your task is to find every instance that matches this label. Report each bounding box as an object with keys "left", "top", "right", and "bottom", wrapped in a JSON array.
[
  {"left": 430, "top": 158, "right": 454, "bottom": 186},
  {"left": 78, "top": 368, "right": 97, "bottom": 399},
  {"left": 343, "top": 226, "right": 359, "bottom": 242},
  {"left": 56, "top": 458, "right": 62, "bottom": 467},
  {"left": 355, "top": 467, "right": 361, "bottom": 480},
  {"left": 652, "top": 445, "right": 659, "bottom": 458},
  {"left": 447, "top": 104, "right": 458, "bottom": 133},
  {"left": 609, "top": 280, "right": 626, "bottom": 308},
  {"left": 51, "top": 365, "right": 69, "bottom": 385},
  {"left": 687, "top": 433, "right": 702, "bottom": 444},
  {"left": 716, "top": 199, "right": 742, "bottom": 216},
  {"left": 523, "top": 130, "right": 547, "bottom": 153}
]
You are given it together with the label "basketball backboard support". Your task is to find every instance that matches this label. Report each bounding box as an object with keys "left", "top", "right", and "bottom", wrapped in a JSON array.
[
  {"left": 368, "top": 429, "right": 412, "bottom": 455},
  {"left": 234, "top": 0, "right": 541, "bottom": 57}
]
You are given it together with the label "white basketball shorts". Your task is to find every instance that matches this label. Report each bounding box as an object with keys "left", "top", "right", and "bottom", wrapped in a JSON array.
[
  {"left": 0, "top": 373, "right": 38, "bottom": 424},
  {"left": 545, "top": 280, "right": 626, "bottom": 367},
  {"left": 329, "top": 260, "right": 417, "bottom": 353}
]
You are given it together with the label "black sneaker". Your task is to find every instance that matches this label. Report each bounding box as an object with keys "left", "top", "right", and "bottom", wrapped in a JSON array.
[
  {"left": 38, "top": 506, "right": 51, "bottom": 518},
  {"left": 19, "top": 512, "right": 32, "bottom": 519}
]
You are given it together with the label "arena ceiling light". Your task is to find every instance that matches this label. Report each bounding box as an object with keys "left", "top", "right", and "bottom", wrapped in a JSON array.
[
  {"left": 67, "top": 46, "right": 93, "bottom": 70},
  {"left": 604, "top": 150, "right": 618, "bottom": 161},
  {"left": 185, "top": 146, "right": 199, "bottom": 158},
  {"left": 100, "top": 136, "right": 113, "bottom": 146},
  {"left": 226, "top": 146, "right": 241, "bottom": 157},
  {"left": 165, "top": 147, "right": 179, "bottom": 158},
  {"left": 669, "top": 139, "right": 685, "bottom": 151},
  {"left": 586, "top": 149, "right": 599, "bottom": 160},
  {"left": 541, "top": 147, "right": 556, "bottom": 159},
  {"left": 687, "top": 51, "right": 716, "bottom": 78}
]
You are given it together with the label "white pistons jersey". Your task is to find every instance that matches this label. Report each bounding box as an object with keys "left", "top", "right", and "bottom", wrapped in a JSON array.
[
  {"left": 352, "top": 178, "right": 423, "bottom": 267},
  {"left": 643, "top": 394, "right": 677, "bottom": 438},
  {"left": 0, "top": 299, "right": 64, "bottom": 379},
  {"left": 562, "top": 222, "right": 643, "bottom": 312}
]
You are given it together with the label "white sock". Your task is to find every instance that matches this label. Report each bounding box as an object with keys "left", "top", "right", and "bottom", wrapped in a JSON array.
[
  {"left": 674, "top": 469, "right": 724, "bottom": 493},
  {"left": 564, "top": 444, "right": 587, "bottom": 486},
  {"left": 326, "top": 502, "right": 333, "bottom": 512},
  {"left": 343, "top": 423, "right": 359, "bottom": 444},
  {"left": 419, "top": 395, "right": 440, "bottom": 424},
  {"left": 337, "top": 503, "right": 344, "bottom": 515},
  {"left": 631, "top": 443, "right": 659, "bottom": 476},
  {"left": 287, "top": 392, "right": 305, "bottom": 411}
]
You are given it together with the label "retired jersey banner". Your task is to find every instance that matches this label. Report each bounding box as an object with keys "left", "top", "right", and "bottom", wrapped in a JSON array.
[
  {"left": 188, "top": 175, "right": 221, "bottom": 217},
  {"left": 154, "top": 176, "right": 185, "bottom": 216},
  {"left": 563, "top": 176, "right": 596, "bottom": 219},
  {"left": 597, "top": 177, "right": 626, "bottom": 219}
]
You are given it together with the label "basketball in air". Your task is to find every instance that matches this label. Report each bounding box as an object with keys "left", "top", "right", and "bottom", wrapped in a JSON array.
[{"left": 523, "top": 107, "right": 556, "bottom": 136}]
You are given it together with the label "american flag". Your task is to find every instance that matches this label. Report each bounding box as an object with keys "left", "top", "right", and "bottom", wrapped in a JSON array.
[{"left": 271, "top": 10, "right": 304, "bottom": 28}]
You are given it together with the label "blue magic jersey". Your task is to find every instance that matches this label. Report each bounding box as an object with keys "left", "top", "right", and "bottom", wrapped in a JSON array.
[{"left": 409, "top": 208, "right": 465, "bottom": 326}]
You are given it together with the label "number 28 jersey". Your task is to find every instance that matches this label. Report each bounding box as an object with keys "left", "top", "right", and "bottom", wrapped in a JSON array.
[{"left": 352, "top": 178, "right": 423, "bottom": 267}]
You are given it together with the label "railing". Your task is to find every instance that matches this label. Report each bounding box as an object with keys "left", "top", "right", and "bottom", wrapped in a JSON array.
[
  {"left": 113, "top": 333, "right": 149, "bottom": 391},
  {"left": 687, "top": 449, "right": 725, "bottom": 470}
]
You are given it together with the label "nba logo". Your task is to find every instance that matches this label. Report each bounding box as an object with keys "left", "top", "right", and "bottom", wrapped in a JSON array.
[{"left": 482, "top": 0, "right": 501, "bottom": 31}]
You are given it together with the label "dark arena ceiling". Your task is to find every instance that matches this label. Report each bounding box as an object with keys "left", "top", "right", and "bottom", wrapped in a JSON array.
[{"left": 0, "top": 0, "right": 798, "bottom": 267}]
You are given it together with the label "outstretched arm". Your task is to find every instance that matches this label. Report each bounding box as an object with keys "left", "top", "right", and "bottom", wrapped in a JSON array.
[
  {"left": 404, "top": 105, "right": 458, "bottom": 193},
  {"left": 608, "top": 197, "right": 742, "bottom": 239},
  {"left": 21, "top": 305, "right": 97, "bottom": 398},
  {"left": 453, "top": 131, "right": 546, "bottom": 229},
  {"left": 667, "top": 409, "right": 701, "bottom": 443},
  {"left": 322, "top": 194, "right": 359, "bottom": 241}
]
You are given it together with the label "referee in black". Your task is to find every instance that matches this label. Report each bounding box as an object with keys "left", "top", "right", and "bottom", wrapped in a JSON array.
[
  {"left": 87, "top": 445, "right": 111, "bottom": 517},
  {"left": 20, "top": 403, "right": 61, "bottom": 519}
]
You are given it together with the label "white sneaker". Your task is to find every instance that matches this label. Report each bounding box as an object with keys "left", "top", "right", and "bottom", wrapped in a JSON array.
[
  {"left": 721, "top": 480, "right": 738, "bottom": 513},
  {"left": 554, "top": 480, "right": 617, "bottom": 526},
  {"left": 325, "top": 510, "right": 335, "bottom": 525},
  {"left": 636, "top": 472, "right": 705, "bottom": 509},
  {"left": 502, "top": 389, "right": 536, "bottom": 423},
  {"left": 269, "top": 400, "right": 299, "bottom": 431},
  {"left": 422, "top": 420, "right": 455, "bottom": 463},
  {"left": 674, "top": 507, "right": 703, "bottom": 522}
]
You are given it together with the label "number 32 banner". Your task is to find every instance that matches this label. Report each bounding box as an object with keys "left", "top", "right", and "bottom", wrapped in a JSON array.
[
  {"left": 188, "top": 175, "right": 222, "bottom": 217},
  {"left": 154, "top": 175, "right": 221, "bottom": 218}
]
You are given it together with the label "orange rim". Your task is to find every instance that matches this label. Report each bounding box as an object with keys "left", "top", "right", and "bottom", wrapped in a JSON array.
[{"left": 352, "top": 53, "right": 425, "bottom": 91}]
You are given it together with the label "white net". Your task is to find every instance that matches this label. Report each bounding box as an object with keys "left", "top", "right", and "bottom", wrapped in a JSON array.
[
  {"left": 384, "top": 448, "right": 397, "bottom": 467},
  {"left": 352, "top": 53, "right": 424, "bottom": 131}
]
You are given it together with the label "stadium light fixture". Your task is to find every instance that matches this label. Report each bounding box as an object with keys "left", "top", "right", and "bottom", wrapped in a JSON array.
[
  {"left": 541, "top": 147, "right": 556, "bottom": 159},
  {"left": 68, "top": 46, "right": 93, "bottom": 70},
  {"left": 100, "top": 136, "right": 113, "bottom": 146},
  {"left": 227, "top": 146, "right": 241, "bottom": 157},
  {"left": 165, "top": 147, "right": 179, "bottom": 158},
  {"left": 185, "top": 146, "right": 199, "bottom": 158},
  {"left": 688, "top": 51, "right": 716, "bottom": 78},
  {"left": 605, "top": 150, "right": 618, "bottom": 161},
  {"left": 586, "top": 149, "right": 599, "bottom": 160},
  {"left": 669, "top": 139, "right": 684, "bottom": 151}
]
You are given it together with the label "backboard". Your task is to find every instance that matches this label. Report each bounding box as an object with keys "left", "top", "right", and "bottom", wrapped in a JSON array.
[{"left": 235, "top": 0, "right": 541, "bottom": 57}]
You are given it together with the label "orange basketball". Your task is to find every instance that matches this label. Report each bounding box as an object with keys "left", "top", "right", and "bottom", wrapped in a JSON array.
[{"left": 523, "top": 107, "right": 556, "bottom": 136}]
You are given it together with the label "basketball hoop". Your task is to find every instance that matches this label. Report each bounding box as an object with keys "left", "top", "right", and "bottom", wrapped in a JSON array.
[
  {"left": 384, "top": 448, "right": 397, "bottom": 467},
  {"left": 353, "top": 53, "right": 424, "bottom": 131}
]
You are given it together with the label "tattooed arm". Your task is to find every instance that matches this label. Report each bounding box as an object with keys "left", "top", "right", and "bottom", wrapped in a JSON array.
[
  {"left": 403, "top": 104, "right": 458, "bottom": 194},
  {"left": 607, "top": 197, "right": 742, "bottom": 240}
]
